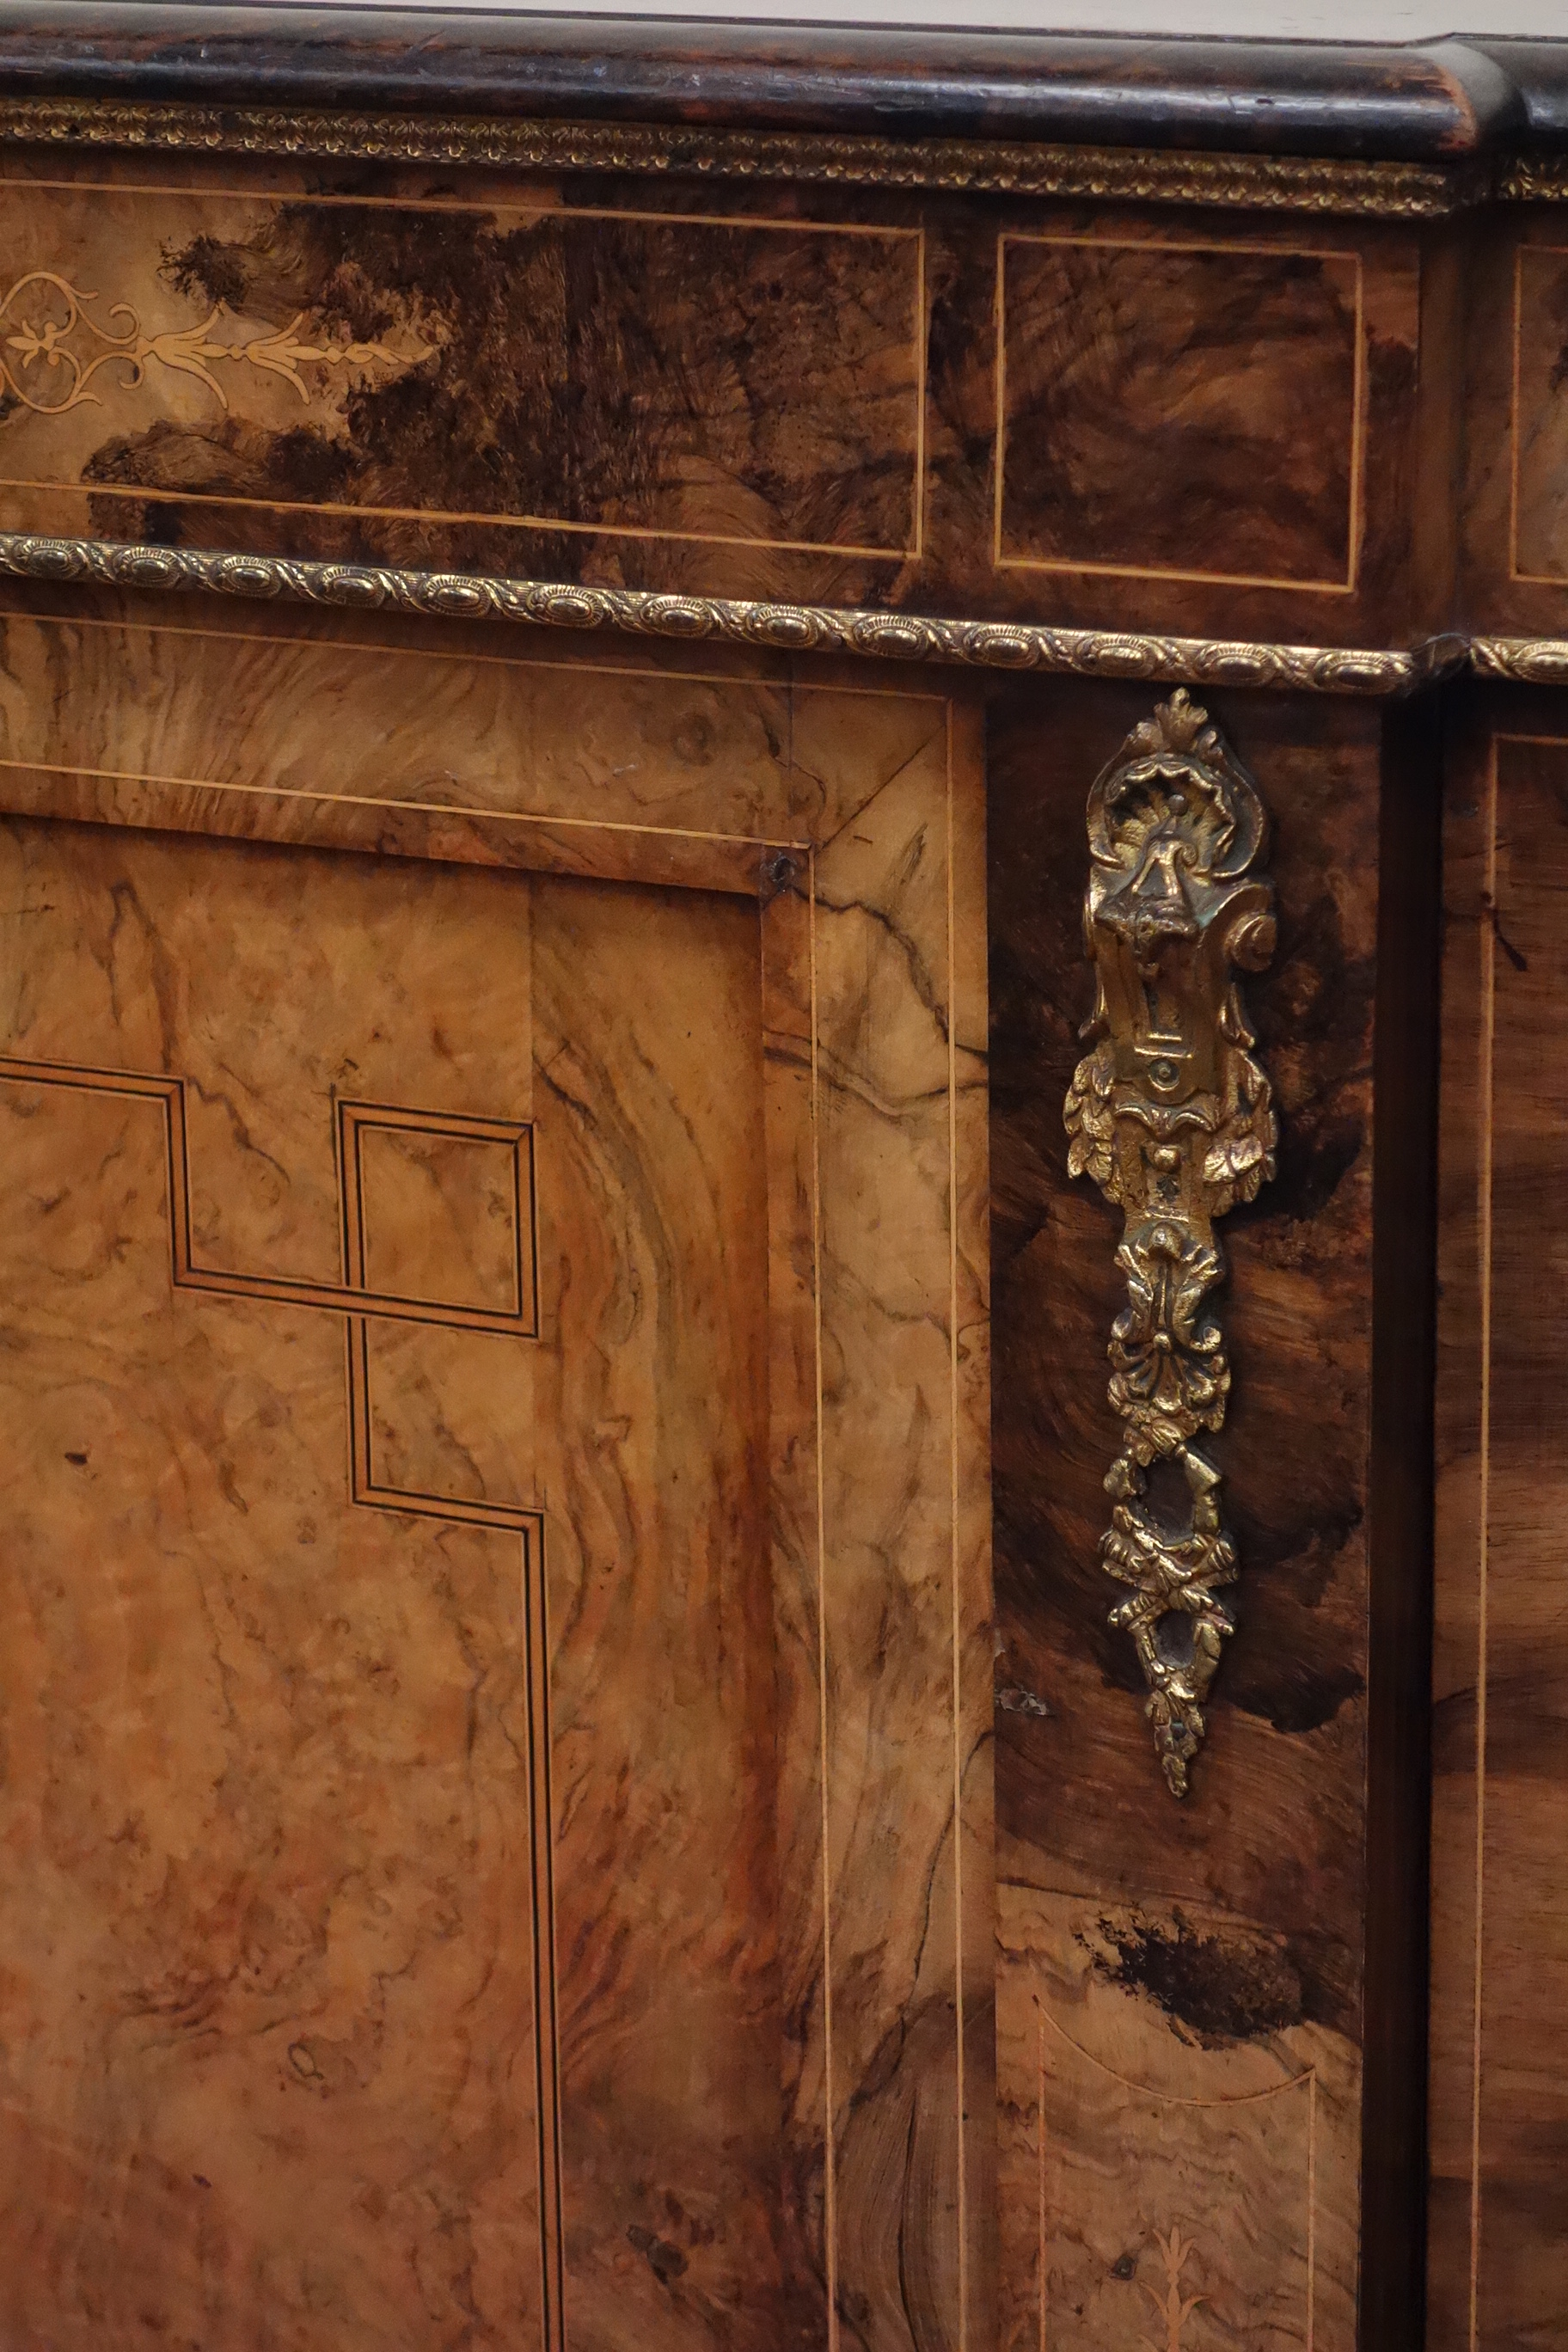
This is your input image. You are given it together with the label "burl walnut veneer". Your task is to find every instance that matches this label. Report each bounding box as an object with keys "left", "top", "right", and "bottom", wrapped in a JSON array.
[{"left": 0, "top": 12, "right": 1563, "bottom": 2352}]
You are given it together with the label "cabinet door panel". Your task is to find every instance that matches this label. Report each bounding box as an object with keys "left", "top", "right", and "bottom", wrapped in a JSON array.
[{"left": 0, "top": 611, "right": 990, "bottom": 2352}]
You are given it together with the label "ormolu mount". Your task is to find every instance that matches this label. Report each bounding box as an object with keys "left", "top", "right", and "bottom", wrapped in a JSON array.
[{"left": 1065, "top": 691, "right": 1277, "bottom": 1797}]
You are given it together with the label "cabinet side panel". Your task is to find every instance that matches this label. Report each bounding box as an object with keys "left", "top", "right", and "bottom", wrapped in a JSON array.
[
  {"left": 1362, "top": 696, "right": 1441, "bottom": 2352},
  {"left": 1429, "top": 696, "right": 1568, "bottom": 2352},
  {"left": 990, "top": 683, "right": 1385, "bottom": 2352}
]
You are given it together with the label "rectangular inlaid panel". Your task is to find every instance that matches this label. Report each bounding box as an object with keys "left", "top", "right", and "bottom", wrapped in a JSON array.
[
  {"left": 1510, "top": 247, "right": 1568, "bottom": 588},
  {"left": 1455, "top": 230, "right": 1568, "bottom": 639},
  {"left": 999, "top": 1892, "right": 1344, "bottom": 2352},
  {"left": 995, "top": 236, "right": 1364, "bottom": 592},
  {"left": 1431, "top": 712, "right": 1568, "bottom": 2352},
  {"left": 0, "top": 605, "right": 991, "bottom": 2352},
  {"left": 988, "top": 681, "right": 1431, "bottom": 2352},
  {"left": 0, "top": 179, "right": 922, "bottom": 569}
]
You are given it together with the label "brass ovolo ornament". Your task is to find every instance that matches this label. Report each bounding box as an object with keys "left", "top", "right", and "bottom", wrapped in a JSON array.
[{"left": 1065, "top": 690, "right": 1277, "bottom": 1797}]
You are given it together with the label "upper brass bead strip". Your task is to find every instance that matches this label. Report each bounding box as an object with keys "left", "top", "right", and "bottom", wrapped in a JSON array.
[
  {"left": 0, "top": 530, "right": 1473, "bottom": 699},
  {"left": 1498, "top": 159, "right": 1568, "bottom": 205},
  {"left": 0, "top": 95, "right": 1495, "bottom": 219}
]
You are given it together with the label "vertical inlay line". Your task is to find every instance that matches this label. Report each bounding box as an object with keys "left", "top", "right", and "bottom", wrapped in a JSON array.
[
  {"left": 1036, "top": 1999, "right": 1048, "bottom": 2352},
  {"left": 913, "top": 226, "right": 929, "bottom": 563},
  {"left": 945, "top": 700, "right": 967, "bottom": 2351},
  {"left": 991, "top": 239, "right": 1008, "bottom": 573},
  {"left": 529, "top": 1522, "right": 568, "bottom": 2352},
  {"left": 1344, "top": 255, "right": 1367, "bottom": 596},
  {"left": 1470, "top": 737, "right": 1500, "bottom": 2352},
  {"left": 807, "top": 846, "right": 838, "bottom": 2352},
  {"left": 1305, "top": 2067, "right": 1317, "bottom": 2352},
  {"left": 1508, "top": 248, "right": 1524, "bottom": 585}
]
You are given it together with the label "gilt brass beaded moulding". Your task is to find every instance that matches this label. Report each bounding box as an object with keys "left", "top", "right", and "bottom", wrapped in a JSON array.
[
  {"left": 1471, "top": 637, "right": 1568, "bottom": 686},
  {"left": 0, "top": 95, "right": 1496, "bottom": 220},
  {"left": 0, "top": 533, "right": 1466, "bottom": 698}
]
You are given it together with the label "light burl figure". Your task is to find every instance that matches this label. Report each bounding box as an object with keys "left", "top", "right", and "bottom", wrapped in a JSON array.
[{"left": 1065, "top": 689, "right": 1277, "bottom": 1797}]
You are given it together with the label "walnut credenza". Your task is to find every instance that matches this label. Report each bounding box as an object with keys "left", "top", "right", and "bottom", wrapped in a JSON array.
[{"left": 0, "top": 12, "right": 1565, "bottom": 2352}]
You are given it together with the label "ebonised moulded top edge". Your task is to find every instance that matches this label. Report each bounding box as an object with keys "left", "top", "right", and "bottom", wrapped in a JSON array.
[
  {"left": 1476, "top": 40, "right": 1568, "bottom": 148},
  {"left": 0, "top": 2, "right": 1555, "bottom": 163}
]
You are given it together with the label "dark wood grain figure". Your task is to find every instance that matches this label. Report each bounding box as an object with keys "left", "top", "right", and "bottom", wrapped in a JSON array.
[
  {"left": 69, "top": 196, "right": 924, "bottom": 574},
  {"left": 995, "top": 239, "right": 1362, "bottom": 591}
]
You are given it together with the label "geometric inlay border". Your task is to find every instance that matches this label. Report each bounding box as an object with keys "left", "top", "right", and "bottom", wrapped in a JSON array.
[
  {"left": 0, "top": 1050, "right": 564, "bottom": 2352},
  {"left": 340, "top": 1097, "right": 537, "bottom": 1330}
]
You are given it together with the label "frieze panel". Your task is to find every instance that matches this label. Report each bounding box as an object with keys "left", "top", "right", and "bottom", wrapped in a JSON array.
[{"left": 0, "top": 181, "right": 924, "bottom": 570}]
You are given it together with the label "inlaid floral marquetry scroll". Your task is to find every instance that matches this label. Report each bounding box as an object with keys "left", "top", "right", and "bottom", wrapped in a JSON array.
[
  {"left": 0, "top": 269, "right": 422, "bottom": 416},
  {"left": 1065, "top": 689, "right": 1277, "bottom": 1797}
]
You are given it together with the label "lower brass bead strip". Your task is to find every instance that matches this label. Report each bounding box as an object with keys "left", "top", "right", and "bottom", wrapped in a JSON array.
[
  {"left": 1470, "top": 636, "right": 1568, "bottom": 685},
  {"left": 0, "top": 530, "right": 1469, "bottom": 698}
]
